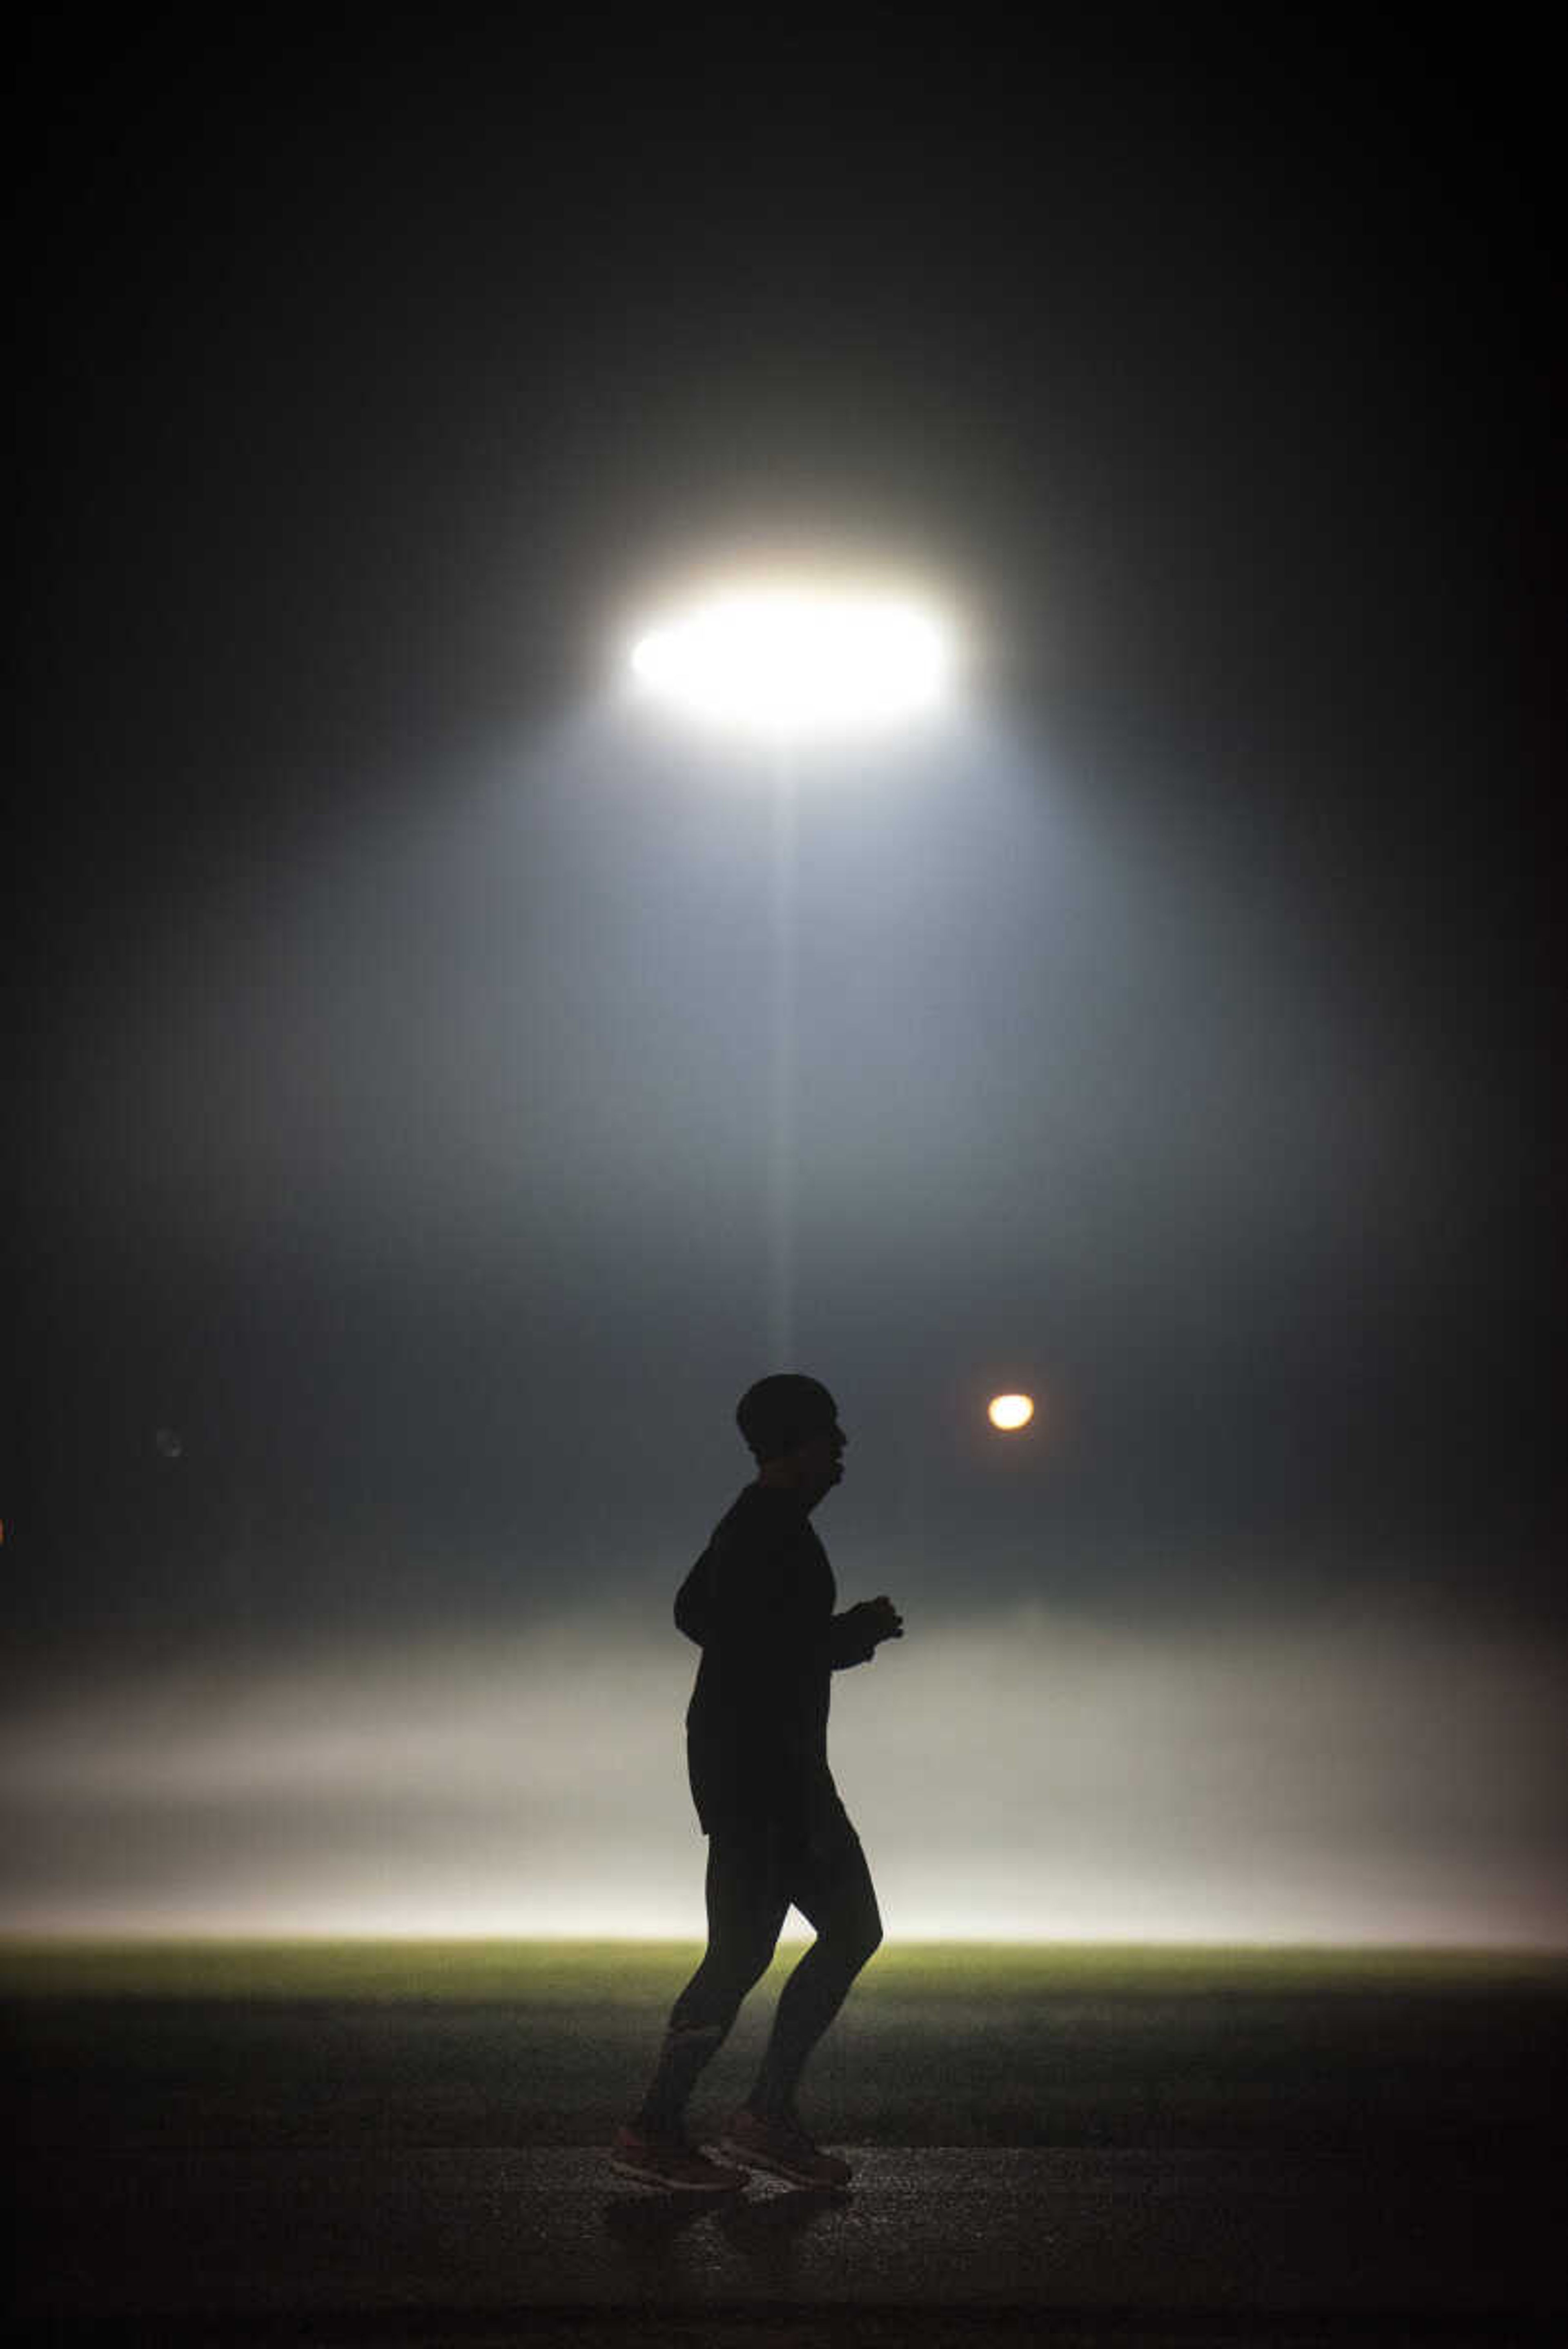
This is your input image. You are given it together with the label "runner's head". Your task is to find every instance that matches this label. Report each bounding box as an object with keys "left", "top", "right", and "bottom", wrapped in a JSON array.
[
  {"left": 736, "top": 1374, "right": 846, "bottom": 1503},
  {"left": 736, "top": 1373, "right": 837, "bottom": 1461}
]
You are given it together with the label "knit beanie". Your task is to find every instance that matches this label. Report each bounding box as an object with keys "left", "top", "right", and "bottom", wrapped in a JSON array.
[{"left": 735, "top": 1373, "right": 839, "bottom": 1463}]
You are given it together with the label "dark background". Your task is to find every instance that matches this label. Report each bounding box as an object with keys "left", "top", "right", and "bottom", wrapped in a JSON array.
[{"left": 9, "top": 22, "right": 1561, "bottom": 1709}]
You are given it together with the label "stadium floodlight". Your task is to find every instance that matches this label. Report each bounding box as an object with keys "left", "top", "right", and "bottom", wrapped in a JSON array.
[{"left": 629, "top": 579, "right": 954, "bottom": 739}]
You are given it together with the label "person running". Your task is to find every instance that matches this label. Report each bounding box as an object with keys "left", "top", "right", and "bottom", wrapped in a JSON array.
[{"left": 609, "top": 1374, "right": 903, "bottom": 2193}]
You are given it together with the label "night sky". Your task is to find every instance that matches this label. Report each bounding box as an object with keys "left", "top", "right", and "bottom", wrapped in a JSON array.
[{"left": 7, "top": 27, "right": 1562, "bottom": 1938}]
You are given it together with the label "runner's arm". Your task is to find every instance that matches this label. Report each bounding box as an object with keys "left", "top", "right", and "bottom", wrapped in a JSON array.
[{"left": 827, "top": 1610, "right": 879, "bottom": 1668}]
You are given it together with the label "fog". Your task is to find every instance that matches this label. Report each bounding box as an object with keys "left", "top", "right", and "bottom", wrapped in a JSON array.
[
  {"left": 11, "top": 41, "right": 1559, "bottom": 1961},
  {"left": 5, "top": 1596, "right": 1563, "bottom": 1943}
]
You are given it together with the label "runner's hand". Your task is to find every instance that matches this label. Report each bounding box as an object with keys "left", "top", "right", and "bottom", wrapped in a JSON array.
[{"left": 846, "top": 1595, "right": 903, "bottom": 1647}]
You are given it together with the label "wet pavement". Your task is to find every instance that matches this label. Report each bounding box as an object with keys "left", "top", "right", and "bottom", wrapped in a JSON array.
[{"left": 8, "top": 2144, "right": 1563, "bottom": 2339}]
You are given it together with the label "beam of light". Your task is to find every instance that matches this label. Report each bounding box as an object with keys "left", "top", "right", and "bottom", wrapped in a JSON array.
[
  {"left": 987, "top": 1393, "right": 1036, "bottom": 1432},
  {"left": 767, "top": 757, "right": 798, "bottom": 1363},
  {"left": 629, "top": 579, "right": 954, "bottom": 739},
  {"left": 622, "top": 561, "right": 956, "bottom": 1356}
]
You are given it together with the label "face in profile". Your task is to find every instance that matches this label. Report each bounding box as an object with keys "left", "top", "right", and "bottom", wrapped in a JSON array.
[{"left": 790, "top": 1419, "right": 847, "bottom": 1501}]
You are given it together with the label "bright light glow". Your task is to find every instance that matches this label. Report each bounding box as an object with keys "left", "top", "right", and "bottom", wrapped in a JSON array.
[
  {"left": 629, "top": 581, "right": 953, "bottom": 737},
  {"left": 988, "top": 1392, "right": 1035, "bottom": 1432},
  {"left": 5, "top": 1605, "right": 1564, "bottom": 1944}
]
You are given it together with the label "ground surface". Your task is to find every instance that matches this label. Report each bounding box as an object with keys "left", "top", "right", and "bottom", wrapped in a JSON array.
[{"left": 4, "top": 1944, "right": 1566, "bottom": 2344}]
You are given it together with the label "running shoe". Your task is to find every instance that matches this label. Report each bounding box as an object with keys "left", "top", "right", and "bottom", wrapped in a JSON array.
[
  {"left": 607, "top": 2123, "right": 748, "bottom": 2193},
  {"left": 717, "top": 2105, "right": 853, "bottom": 2189}
]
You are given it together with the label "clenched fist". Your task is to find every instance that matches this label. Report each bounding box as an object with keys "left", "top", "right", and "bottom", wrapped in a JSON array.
[{"left": 842, "top": 1595, "right": 904, "bottom": 1650}]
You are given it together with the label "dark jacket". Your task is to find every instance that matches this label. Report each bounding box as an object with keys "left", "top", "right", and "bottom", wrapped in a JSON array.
[{"left": 674, "top": 1482, "right": 878, "bottom": 1835}]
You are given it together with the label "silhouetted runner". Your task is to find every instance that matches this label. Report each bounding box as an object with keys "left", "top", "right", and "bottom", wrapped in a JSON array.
[{"left": 610, "top": 1374, "right": 903, "bottom": 2193}]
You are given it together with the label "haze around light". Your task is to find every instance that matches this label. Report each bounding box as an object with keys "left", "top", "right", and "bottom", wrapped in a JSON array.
[{"left": 14, "top": 648, "right": 1560, "bottom": 1957}]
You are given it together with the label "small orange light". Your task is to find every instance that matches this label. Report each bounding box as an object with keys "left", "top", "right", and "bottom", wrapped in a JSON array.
[{"left": 987, "top": 1393, "right": 1035, "bottom": 1432}]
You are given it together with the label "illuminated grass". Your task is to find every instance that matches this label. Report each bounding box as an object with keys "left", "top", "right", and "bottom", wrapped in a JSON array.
[{"left": 0, "top": 1936, "right": 1561, "bottom": 2001}]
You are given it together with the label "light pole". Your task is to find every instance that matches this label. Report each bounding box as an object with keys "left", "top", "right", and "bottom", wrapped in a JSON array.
[{"left": 628, "top": 576, "right": 953, "bottom": 1363}]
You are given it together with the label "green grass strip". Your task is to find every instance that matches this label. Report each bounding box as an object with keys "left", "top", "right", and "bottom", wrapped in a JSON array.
[{"left": 1, "top": 1937, "right": 1563, "bottom": 2001}]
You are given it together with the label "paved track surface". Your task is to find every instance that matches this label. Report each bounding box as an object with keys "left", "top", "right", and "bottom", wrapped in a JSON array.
[{"left": 9, "top": 2144, "right": 1563, "bottom": 2343}]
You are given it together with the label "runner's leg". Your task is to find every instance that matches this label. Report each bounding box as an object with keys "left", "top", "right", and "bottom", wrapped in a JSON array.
[
  {"left": 744, "top": 1804, "right": 881, "bottom": 2122},
  {"left": 634, "top": 1825, "right": 788, "bottom": 2136}
]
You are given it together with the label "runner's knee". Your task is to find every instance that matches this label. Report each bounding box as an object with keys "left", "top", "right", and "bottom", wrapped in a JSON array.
[
  {"left": 724, "top": 1931, "right": 780, "bottom": 1996},
  {"left": 851, "top": 1911, "right": 883, "bottom": 1971},
  {"left": 821, "top": 1905, "right": 881, "bottom": 1975},
  {"left": 685, "top": 1929, "right": 777, "bottom": 2015}
]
